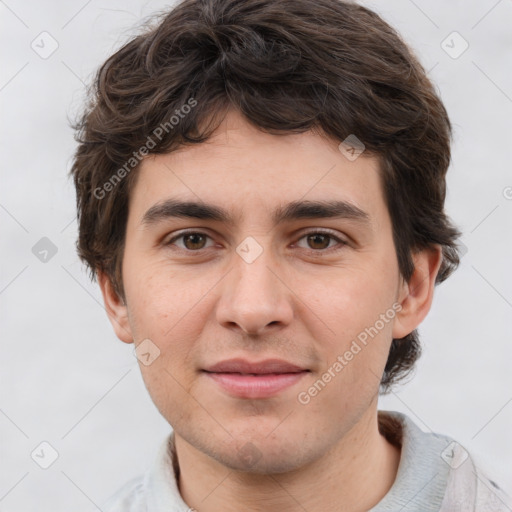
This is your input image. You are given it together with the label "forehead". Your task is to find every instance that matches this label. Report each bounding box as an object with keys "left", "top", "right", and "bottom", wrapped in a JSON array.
[{"left": 128, "top": 110, "right": 387, "bottom": 231}]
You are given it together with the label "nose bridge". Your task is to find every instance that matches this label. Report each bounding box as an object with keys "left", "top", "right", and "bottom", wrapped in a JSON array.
[{"left": 215, "top": 236, "right": 293, "bottom": 335}]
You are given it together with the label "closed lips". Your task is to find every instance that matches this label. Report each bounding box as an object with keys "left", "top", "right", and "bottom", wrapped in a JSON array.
[{"left": 203, "top": 358, "right": 309, "bottom": 375}]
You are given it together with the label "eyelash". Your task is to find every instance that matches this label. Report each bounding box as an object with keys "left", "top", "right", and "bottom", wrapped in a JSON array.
[{"left": 165, "top": 229, "right": 348, "bottom": 255}]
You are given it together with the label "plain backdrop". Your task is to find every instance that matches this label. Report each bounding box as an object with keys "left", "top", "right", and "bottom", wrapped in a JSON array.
[{"left": 1, "top": 0, "right": 511, "bottom": 510}]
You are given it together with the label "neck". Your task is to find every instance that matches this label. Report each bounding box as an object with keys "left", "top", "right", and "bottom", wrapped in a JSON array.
[{"left": 174, "top": 403, "right": 401, "bottom": 512}]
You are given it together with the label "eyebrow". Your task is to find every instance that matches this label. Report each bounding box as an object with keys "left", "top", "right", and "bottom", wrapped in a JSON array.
[{"left": 140, "top": 198, "right": 371, "bottom": 228}]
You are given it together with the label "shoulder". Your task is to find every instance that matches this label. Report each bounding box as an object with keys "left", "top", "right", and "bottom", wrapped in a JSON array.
[
  {"left": 378, "top": 410, "right": 512, "bottom": 511},
  {"left": 99, "top": 432, "right": 188, "bottom": 512},
  {"left": 440, "top": 449, "right": 512, "bottom": 512},
  {"left": 101, "top": 476, "right": 147, "bottom": 512},
  {"left": 474, "top": 466, "right": 512, "bottom": 512}
]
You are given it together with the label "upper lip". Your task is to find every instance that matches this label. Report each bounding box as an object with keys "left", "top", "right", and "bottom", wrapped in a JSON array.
[{"left": 203, "top": 358, "right": 308, "bottom": 374}]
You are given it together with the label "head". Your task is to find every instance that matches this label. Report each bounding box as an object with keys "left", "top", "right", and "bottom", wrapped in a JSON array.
[{"left": 71, "top": 0, "right": 461, "bottom": 473}]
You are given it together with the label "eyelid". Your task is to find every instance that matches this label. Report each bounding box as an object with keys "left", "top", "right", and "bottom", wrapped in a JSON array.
[
  {"left": 293, "top": 228, "right": 348, "bottom": 252},
  {"left": 165, "top": 229, "right": 217, "bottom": 250}
]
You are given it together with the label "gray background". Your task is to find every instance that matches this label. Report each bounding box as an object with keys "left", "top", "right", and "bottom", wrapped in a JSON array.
[{"left": 1, "top": 0, "right": 511, "bottom": 510}]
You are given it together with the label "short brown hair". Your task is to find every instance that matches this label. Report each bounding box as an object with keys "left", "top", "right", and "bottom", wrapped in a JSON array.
[{"left": 70, "top": 0, "right": 461, "bottom": 393}]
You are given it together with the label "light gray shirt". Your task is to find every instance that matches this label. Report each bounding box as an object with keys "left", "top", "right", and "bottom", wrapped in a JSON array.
[{"left": 102, "top": 410, "right": 512, "bottom": 511}]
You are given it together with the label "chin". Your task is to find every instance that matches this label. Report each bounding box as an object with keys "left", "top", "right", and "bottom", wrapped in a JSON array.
[
  {"left": 216, "top": 445, "right": 310, "bottom": 475},
  {"left": 205, "top": 430, "right": 314, "bottom": 475}
]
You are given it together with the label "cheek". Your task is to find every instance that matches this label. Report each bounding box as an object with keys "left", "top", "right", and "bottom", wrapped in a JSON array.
[
  {"left": 123, "top": 261, "right": 219, "bottom": 389},
  {"left": 303, "top": 266, "right": 398, "bottom": 392},
  {"left": 124, "top": 257, "right": 208, "bottom": 336},
  {"left": 308, "top": 261, "right": 397, "bottom": 335}
]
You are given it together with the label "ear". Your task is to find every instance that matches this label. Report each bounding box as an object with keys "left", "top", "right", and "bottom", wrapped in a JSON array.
[
  {"left": 392, "top": 245, "right": 443, "bottom": 339},
  {"left": 97, "top": 270, "right": 134, "bottom": 344}
]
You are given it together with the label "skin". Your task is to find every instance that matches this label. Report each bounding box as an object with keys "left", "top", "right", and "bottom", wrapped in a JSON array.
[{"left": 99, "top": 109, "right": 442, "bottom": 512}]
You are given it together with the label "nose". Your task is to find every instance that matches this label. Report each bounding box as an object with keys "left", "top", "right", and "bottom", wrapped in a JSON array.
[{"left": 215, "top": 243, "right": 294, "bottom": 336}]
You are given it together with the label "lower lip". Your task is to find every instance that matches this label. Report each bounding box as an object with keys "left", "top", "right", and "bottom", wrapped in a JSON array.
[{"left": 204, "top": 371, "right": 308, "bottom": 398}]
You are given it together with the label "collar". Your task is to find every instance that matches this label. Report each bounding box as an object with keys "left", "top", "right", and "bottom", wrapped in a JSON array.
[{"left": 143, "top": 410, "right": 457, "bottom": 511}]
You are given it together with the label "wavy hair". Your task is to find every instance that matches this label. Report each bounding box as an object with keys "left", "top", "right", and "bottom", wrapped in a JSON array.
[{"left": 70, "top": 0, "right": 461, "bottom": 393}]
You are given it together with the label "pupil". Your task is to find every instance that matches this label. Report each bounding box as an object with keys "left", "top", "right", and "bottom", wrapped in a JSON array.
[
  {"left": 309, "top": 234, "right": 329, "bottom": 249},
  {"left": 185, "top": 234, "right": 205, "bottom": 250}
]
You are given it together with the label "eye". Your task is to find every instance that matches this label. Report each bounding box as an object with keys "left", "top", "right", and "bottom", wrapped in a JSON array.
[
  {"left": 295, "top": 230, "right": 347, "bottom": 253},
  {"left": 166, "top": 231, "right": 215, "bottom": 251}
]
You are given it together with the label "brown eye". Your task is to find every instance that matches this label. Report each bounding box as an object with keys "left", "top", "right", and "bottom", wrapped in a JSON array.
[
  {"left": 296, "top": 230, "right": 347, "bottom": 253},
  {"left": 182, "top": 233, "right": 207, "bottom": 250},
  {"left": 306, "top": 233, "right": 331, "bottom": 250},
  {"left": 166, "top": 231, "right": 213, "bottom": 251}
]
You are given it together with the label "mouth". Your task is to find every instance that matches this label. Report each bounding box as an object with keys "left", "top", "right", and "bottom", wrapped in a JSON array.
[{"left": 202, "top": 358, "right": 310, "bottom": 399}]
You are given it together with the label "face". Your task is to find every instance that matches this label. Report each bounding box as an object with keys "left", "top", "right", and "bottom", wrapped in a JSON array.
[{"left": 101, "top": 109, "right": 436, "bottom": 474}]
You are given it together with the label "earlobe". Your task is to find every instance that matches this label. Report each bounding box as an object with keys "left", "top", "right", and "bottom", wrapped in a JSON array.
[
  {"left": 97, "top": 270, "right": 134, "bottom": 344},
  {"left": 392, "top": 245, "right": 443, "bottom": 340}
]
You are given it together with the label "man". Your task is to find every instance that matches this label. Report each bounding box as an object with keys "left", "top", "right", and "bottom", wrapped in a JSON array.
[{"left": 70, "top": 0, "right": 511, "bottom": 510}]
